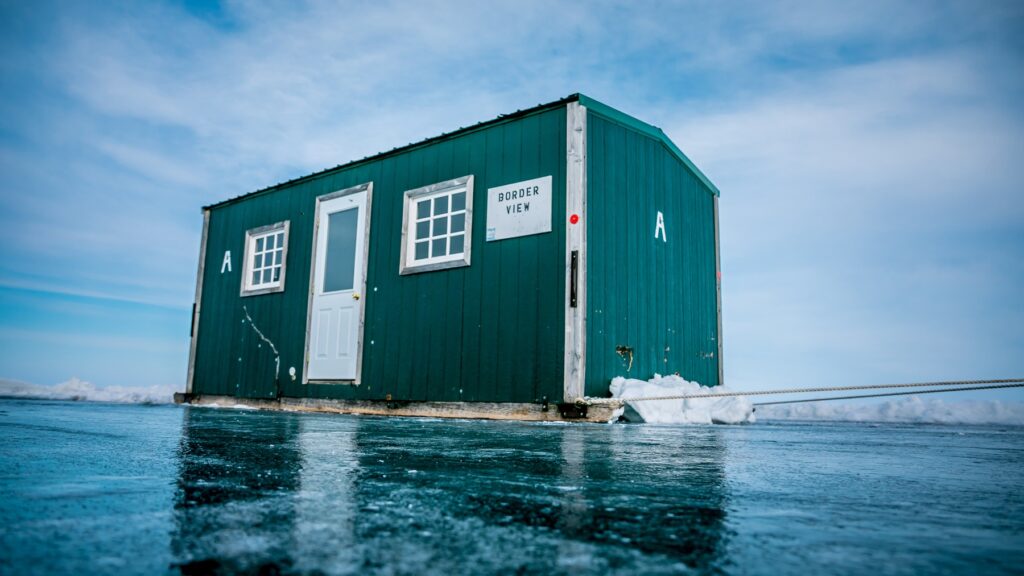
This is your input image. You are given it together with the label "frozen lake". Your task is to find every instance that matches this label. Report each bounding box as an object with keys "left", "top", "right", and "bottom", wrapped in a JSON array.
[{"left": 1, "top": 399, "right": 1022, "bottom": 575}]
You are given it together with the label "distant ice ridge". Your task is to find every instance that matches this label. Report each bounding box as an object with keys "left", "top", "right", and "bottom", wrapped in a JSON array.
[
  {"left": 0, "top": 377, "right": 177, "bottom": 404},
  {"left": 757, "top": 396, "right": 1024, "bottom": 425},
  {"left": 609, "top": 374, "right": 756, "bottom": 424}
]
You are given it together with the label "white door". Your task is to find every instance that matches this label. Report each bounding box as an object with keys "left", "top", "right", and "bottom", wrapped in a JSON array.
[{"left": 307, "top": 188, "right": 369, "bottom": 381}]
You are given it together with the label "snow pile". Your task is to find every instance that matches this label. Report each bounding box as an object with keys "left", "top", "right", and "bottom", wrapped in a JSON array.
[
  {"left": 758, "top": 396, "right": 1024, "bottom": 425},
  {"left": 608, "top": 374, "right": 755, "bottom": 424},
  {"left": 0, "top": 377, "right": 177, "bottom": 404}
]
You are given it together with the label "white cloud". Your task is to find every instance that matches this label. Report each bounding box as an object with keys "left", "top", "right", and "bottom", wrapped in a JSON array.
[{"left": 1, "top": 0, "right": 1021, "bottom": 394}]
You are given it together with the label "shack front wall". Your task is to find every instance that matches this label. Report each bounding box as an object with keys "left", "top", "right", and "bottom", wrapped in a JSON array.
[
  {"left": 192, "top": 107, "right": 568, "bottom": 404},
  {"left": 585, "top": 110, "right": 720, "bottom": 395}
]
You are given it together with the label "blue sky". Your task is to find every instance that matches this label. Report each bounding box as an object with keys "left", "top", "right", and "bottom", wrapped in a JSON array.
[{"left": 0, "top": 0, "right": 1021, "bottom": 400}]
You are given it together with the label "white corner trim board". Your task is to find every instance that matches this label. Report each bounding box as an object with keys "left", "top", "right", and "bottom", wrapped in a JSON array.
[{"left": 563, "top": 101, "right": 587, "bottom": 402}]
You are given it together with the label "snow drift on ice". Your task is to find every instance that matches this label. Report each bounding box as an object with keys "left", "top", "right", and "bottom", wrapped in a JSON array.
[
  {"left": 0, "top": 377, "right": 176, "bottom": 404},
  {"left": 608, "top": 374, "right": 755, "bottom": 424},
  {"left": 758, "top": 396, "right": 1024, "bottom": 425}
]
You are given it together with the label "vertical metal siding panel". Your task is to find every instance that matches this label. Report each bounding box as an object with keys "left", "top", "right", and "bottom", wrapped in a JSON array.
[
  {"left": 478, "top": 128, "right": 503, "bottom": 401},
  {"left": 434, "top": 145, "right": 455, "bottom": 401},
  {"left": 401, "top": 152, "right": 427, "bottom": 401},
  {"left": 538, "top": 108, "right": 565, "bottom": 402},
  {"left": 297, "top": 176, "right": 336, "bottom": 397},
  {"left": 459, "top": 130, "right": 487, "bottom": 402},
  {"left": 383, "top": 152, "right": 411, "bottom": 400},
  {"left": 664, "top": 147, "right": 678, "bottom": 376},
  {"left": 590, "top": 118, "right": 607, "bottom": 392},
  {"left": 237, "top": 198, "right": 255, "bottom": 399},
  {"left": 584, "top": 115, "right": 603, "bottom": 395},
  {"left": 280, "top": 175, "right": 309, "bottom": 398},
  {"left": 442, "top": 140, "right": 467, "bottom": 400},
  {"left": 607, "top": 120, "right": 625, "bottom": 391},
  {"left": 641, "top": 134, "right": 657, "bottom": 376},
  {"left": 495, "top": 121, "right": 520, "bottom": 402},
  {"left": 684, "top": 174, "right": 697, "bottom": 381},
  {"left": 409, "top": 148, "right": 435, "bottom": 402},
  {"left": 706, "top": 194, "right": 720, "bottom": 385},
  {"left": 232, "top": 199, "right": 250, "bottom": 399},
  {"left": 362, "top": 159, "right": 387, "bottom": 396},
  {"left": 654, "top": 140, "right": 667, "bottom": 376},
  {"left": 418, "top": 143, "right": 443, "bottom": 401},
  {"left": 517, "top": 113, "right": 541, "bottom": 400},
  {"left": 625, "top": 129, "right": 639, "bottom": 374}
]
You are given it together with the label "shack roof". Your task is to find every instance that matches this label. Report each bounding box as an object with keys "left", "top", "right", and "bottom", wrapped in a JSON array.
[{"left": 205, "top": 93, "right": 718, "bottom": 210}]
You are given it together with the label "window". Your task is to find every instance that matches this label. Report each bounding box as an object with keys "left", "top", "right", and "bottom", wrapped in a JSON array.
[
  {"left": 241, "top": 221, "right": 290, "bottom": 296},
  {"left": 400, "top": 175, "right": 473, "bottom": 274}
]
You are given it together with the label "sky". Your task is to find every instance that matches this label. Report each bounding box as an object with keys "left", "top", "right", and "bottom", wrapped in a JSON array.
[{"left": 0, "top": 0, "right": 1021, "bottom": 401}]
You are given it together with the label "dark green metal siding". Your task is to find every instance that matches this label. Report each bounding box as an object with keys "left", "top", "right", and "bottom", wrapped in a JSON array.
[
  {"left": 585, "top": 110, "right": 720, "bottom": 396},
  {"left": 192, "top": 106, "right": 567, "bottom": 403}
]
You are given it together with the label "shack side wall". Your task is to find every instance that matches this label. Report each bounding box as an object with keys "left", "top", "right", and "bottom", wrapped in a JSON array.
[
  {"left": 192, "top": 107, "right": 568, "bottom": 403},
  {"left": 585, "top": 111, "right": 720, "bottom": 395}
]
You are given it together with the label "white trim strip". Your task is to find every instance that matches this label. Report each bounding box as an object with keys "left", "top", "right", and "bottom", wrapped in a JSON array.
[
  {"left": 714, "top": 195, "right": 724, "bottom": 386},
  {"left": 186, "top": 209, "right": 210, "bottom": 394},
  {"left": 563, "top": 102, "right": 587, "bottom": 402}
]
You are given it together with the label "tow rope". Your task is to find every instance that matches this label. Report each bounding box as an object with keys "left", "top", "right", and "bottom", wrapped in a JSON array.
[
  {"left": 583, "top": 378, "right": 1024, "bottom": 407},
  {"left": 754, "top": 382, "right": 1024, "bottom": 406}
]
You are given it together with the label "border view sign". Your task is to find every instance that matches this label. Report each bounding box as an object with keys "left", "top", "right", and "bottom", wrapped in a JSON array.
[{"left": 486, "top": 175, "right": 552, "bottom": 241}]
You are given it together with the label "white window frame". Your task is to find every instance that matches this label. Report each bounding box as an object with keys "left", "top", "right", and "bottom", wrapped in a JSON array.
[
  {"left": 240, "top": 221, "right": 290, "bottom": 296},
  {"left": 399, "top": 175, "right": 473, "bottom": 275}
]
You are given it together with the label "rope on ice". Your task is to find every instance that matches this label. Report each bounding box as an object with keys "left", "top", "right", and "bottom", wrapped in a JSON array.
[
  {"left": 754, "top": 382, "right": 1024, "bottom": 406},
  {"left": 584, "top": 378, "right": 1024, "bottom": 407}
]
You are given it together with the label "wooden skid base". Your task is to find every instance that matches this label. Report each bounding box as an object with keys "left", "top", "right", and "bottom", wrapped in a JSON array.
[{"left": 173, "top": 393, "right": 617, "bottom": 423}]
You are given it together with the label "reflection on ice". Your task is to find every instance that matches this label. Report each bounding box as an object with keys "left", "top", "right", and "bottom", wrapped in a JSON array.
[
  {"left": 170, "top": 408, "right": 730, "bottom": 574},
  {"left": 172, "top": 409, "right": 302, "bottom": 573}
]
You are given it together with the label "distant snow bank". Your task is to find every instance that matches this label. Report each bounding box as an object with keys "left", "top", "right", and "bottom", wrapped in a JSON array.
[
  {"left": 609, "top": 374, "right": 756, "bottom": 424},
  {"left": 0, "top": 377, "right": 177, "bottom": 404},
  {"left": 758, "top": 396, "right": 1024, "bottom": 425}
]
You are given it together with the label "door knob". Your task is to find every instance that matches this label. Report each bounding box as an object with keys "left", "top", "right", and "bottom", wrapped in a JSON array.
[{"left": 352, "top": 293, "right": 360, "bottom": 300}]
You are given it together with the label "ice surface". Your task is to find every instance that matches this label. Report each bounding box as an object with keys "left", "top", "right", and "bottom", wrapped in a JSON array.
[
  {"left": 4, "top": 401, "right": 1022, "bottom": 575},
  {"left": 608, "top": 374, "right": 755, "bottom": 424},
  {"left": 0, "top": 377, "right": 176, "bottom": 404},
  {"left": 758, "top": 396, "right": 1024, "bottom": 425}
]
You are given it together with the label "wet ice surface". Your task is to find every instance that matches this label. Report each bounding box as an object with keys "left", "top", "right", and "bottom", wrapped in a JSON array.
[{"left": 1, "top": 400, "right": 1022, "bottom": 575}]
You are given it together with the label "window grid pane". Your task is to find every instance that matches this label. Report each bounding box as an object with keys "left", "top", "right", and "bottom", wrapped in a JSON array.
[
  {"left": 410, "top": 188, "right": 468, "bottom": 264},
  {"left": 250, "top": 230, "right": 285, "bottom": 288}
]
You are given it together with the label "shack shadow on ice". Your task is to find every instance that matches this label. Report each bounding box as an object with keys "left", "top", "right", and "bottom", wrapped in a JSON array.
[{"left": 177, "top": 94, "right": 722, "bottom": 422}]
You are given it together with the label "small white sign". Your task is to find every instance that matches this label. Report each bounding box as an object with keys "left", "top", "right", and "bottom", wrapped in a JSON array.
[{"left": 486, "top": 175, "right": 552, "bottom": 241}]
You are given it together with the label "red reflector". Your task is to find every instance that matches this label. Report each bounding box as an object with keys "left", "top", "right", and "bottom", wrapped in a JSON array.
[{"left": 569, "top": 214, "right": 579, "bottom": 224}]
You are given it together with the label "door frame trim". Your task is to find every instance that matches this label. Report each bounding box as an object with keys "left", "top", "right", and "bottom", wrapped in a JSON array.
[{"left": 302, "top": 181, "right": 373, "bottom": 385}]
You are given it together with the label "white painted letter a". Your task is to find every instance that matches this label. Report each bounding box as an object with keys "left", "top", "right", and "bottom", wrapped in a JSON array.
[{"left": 221, "top": 250, "right": 232, "bottom": 273}]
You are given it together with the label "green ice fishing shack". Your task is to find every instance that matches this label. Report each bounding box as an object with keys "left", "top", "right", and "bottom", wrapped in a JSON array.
[{"left": 177, "top": 94, "right": 722, "bottom": 422}]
